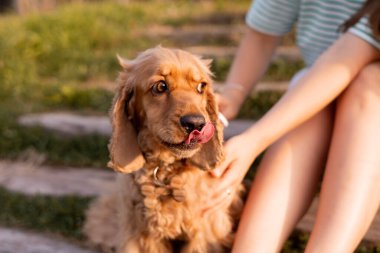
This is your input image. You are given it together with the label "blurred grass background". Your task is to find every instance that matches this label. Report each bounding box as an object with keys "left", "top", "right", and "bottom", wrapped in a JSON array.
[
  {"left": 0, "top": 0, "right": 294, "bottom": 168},
  {"left": 0, "top": 1, "right": 378, "bottom": 252}
]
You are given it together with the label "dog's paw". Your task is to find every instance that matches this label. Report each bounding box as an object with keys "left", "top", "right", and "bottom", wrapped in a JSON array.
[
  {"left": 171, "top": 188, "right": 186, "bottom": 202},
  {"left": 155, "top": 187, "right": 170, "bottom": 196},
  {"left": 140, "top": 182, "right": 156, "bottom": 197},
  {"left": 170, "top": 175, "right": 185, "bottom": 188},
  {"left": 143, "top": 197, "right": 159, "bottom": 209}
]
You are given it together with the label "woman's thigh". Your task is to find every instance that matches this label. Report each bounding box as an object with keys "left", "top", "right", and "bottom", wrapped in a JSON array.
[
  {"left": 306, "top": 62, "right": 380, "bottom": 253},
  {"left": 330, "top": 61, "right": 380, "bottom": 168},
  {"left": 232, "top": 103, "right": 334, "bottom": 253}
]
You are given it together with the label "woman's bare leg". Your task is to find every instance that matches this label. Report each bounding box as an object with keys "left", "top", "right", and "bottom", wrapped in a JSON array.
[
  {"left": 306, "top": 63, "right": 380, "bottom": 253},
  {"left": 232, "top": 104, "right": 334, "bottom": 253}
]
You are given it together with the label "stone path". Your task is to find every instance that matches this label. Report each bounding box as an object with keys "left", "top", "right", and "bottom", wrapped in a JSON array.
[
  {"left": 135, "top": 24, "right": 244, "bottom": 47},
  {"left": 11, "top": 111, "right": 380, "bottom": 246},
  {"left": 0, "top": 160, "right": 115, "bottom": 196},
  {"left": 0, "top": 227, "right": 96, "bottom": 253},
  {"left": 18, "top": 112, "right": 112, "bottom": 137},
  {"left": 1, "top": 156, "right": 380, "bottom": 246},
  {"left": 254, "top": 81, "right": 289, "bottom": 92},
  {"left": 16, "top": 81, "right": 288, "bottom": 138},
  {"left": 1, "top": 113, "right": 256, "bottom": 252},
  {"left": 18, "top": 112, "right": 256, "bottom": 139},
  {"left": 186, "top": 45, "right": 302, "bottom": 62}
]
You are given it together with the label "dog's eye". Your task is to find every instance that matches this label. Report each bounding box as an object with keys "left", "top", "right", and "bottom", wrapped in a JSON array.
[
  {"left": 152, "top": 81, "right": 168, "bottom": 94},
  {"left": 197, "top": 82, "right": 207, "bottom": 94}
]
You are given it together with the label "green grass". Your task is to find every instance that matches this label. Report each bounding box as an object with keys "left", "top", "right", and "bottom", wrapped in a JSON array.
[
  {"left": 0, "top": 0, "right": 294, "bottom": 167},
  {"left": 0, "top": 0, "right": 251, "bottom": 102},
  {"left": 0, "top": 123, "right": 109, "bottom": 167},
  {"left": 41, "top": 86, "right": 113, "bottom": 112},
  {"left": 264, "top": 59, "right": 305, "bottom": 82},
  {"left": 0, "top": 187, "right": 92, "bottom": 240},
  {"left": 239, "top": 91, "right": 284, "bottom": 119},
  {"left": 0, "top": 2, "right": 154, "bottom": 111}
]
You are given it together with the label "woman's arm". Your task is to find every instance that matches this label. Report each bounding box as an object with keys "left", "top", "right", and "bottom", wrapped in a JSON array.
[
  {"left": 219, "top": 27, "right": 282, "bottom": 119},
  {"left": 205, "top": 33, "right": 380, "bottom": 212},
  {"left": 249, "top": 33, "right": 380, "bottom": 154}
]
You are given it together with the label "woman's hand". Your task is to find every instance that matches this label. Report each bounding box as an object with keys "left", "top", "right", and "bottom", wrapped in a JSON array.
[
  {"left": 216, "top": 87, "right": 245, "bottom": 120},
  {"left": 202, "top": 132, "right": 259, "bottom": 215}
]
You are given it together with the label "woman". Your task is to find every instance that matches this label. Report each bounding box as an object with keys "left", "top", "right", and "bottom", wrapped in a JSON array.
[{"left": 206, "top": 0, "right": 380, "bottom": 252}]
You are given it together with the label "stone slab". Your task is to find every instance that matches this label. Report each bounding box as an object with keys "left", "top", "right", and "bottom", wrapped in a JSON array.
[
  {"left": 0, "top": 160, "right": 115, "bottom": 196},
  {"left": 0, "top": 227, "right": 96, "bottom": 253},
  {"left": 224, "top": 119, "right": 253, "bottom": 139},
  {"left": 134, "top": 24, "right": 245, "bottom": 46},
  {"left": 186, "top": 45, "right": 301, "bottom": 62},
  {"left": 18, "top": 112, "right": 112, "bottom": 137},
  {"left": 18, "top": 112, "right": 256, "bottom": 139}
]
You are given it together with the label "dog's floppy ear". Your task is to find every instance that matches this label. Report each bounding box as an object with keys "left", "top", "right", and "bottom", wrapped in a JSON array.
[
  {"left": 190, "top": 87, "right": 224, "bottom": 170},
  {"left": 107, "top": 57, "right": 145, "bottom": 173}
]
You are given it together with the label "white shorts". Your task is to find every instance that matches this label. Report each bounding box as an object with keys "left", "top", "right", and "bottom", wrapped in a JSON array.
[{"left": 288, "top": 68, "right": 308, "bottom": 90}]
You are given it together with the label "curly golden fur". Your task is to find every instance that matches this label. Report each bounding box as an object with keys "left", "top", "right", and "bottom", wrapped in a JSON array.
[{"left": 84, "top": 47, "right": 245, "bottom": 253}]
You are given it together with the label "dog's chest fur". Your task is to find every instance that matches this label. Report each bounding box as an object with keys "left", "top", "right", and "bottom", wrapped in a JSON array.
[{"left": 129, "top": 162, "right": 219, "bottom": 239}]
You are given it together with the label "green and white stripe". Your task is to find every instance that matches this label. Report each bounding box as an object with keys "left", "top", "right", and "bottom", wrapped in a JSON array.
[{"left": 246, "top": 0, "right": 380, "bottom": 66}]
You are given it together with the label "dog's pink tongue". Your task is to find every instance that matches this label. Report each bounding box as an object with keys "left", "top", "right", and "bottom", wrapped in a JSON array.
[{"left": 185, "top": 122, "right": 215, "bottom": 145}]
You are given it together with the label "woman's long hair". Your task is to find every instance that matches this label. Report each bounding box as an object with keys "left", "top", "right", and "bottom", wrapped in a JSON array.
[{"left": 342, "top": 0, "right": 380, "bottom": 38}]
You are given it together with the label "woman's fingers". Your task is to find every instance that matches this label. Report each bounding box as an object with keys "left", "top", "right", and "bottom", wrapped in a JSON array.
[
  {"left": 210, "top": 136, "right": 240, "bottom": 178},
  {"left": 214, "top": 162, "right": 243, "bottom": 194},
  {"left": 201, "top": 184, "right": 237, "bottom": 216},
  {"left": 203, "top": 162, "right": 243, "bottom": 213},
  {"left": 210, "top": 154, "right": 233, "bottom": 178},
  {"left": 204, "top": 133, "right": 257, "bottom": 214},
  {"left": 216, "top": 92, "right": 240, "bottom": 120}
]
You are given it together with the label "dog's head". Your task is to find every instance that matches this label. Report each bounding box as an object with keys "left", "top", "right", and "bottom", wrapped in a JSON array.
[{"left": 108, "top": 46, "right": 224, "bottom": 173}]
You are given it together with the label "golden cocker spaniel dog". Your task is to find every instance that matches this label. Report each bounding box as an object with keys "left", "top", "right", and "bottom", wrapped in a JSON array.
[{"left": 84, "top": 46, "right": 245, "bottom": 253}]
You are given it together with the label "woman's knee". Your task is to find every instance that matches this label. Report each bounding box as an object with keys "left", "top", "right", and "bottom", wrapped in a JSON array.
[{"left": 337, "top": 62, "right": 380, "bottom": 111}]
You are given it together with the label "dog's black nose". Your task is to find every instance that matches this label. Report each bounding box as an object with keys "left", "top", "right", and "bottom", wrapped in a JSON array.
[{"left": 180, "top": 114, "right": 206, "bottom": 133}]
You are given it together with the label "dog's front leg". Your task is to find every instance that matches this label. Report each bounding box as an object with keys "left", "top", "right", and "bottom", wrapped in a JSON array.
[
  {"left": 182, "top": 239, "right": 230, "bottom": 253},
  {"left": 119, "top": 235, "right": 172, "bottom": 253},
  {"left": 180, "top": 234, "right": 209, "bottom": 253},
  {"left": 118, "top": 237, "right": 140, "bottom": 253}
]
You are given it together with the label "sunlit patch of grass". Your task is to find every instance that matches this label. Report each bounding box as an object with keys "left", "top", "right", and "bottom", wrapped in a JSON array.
[
  {"left": 0, "top": 0, "right": 291, "bottom": 167},
  {"left": 0, "top": 0, "right": 252, "bottom": 112},
  {"left": 41, "top": 85, "right": 113, "bottom": 112}
]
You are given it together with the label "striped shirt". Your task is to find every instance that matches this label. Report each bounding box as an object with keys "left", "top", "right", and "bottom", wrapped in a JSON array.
[{"left": 246, "top": 0, "right": 380, "bottom": 66}]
